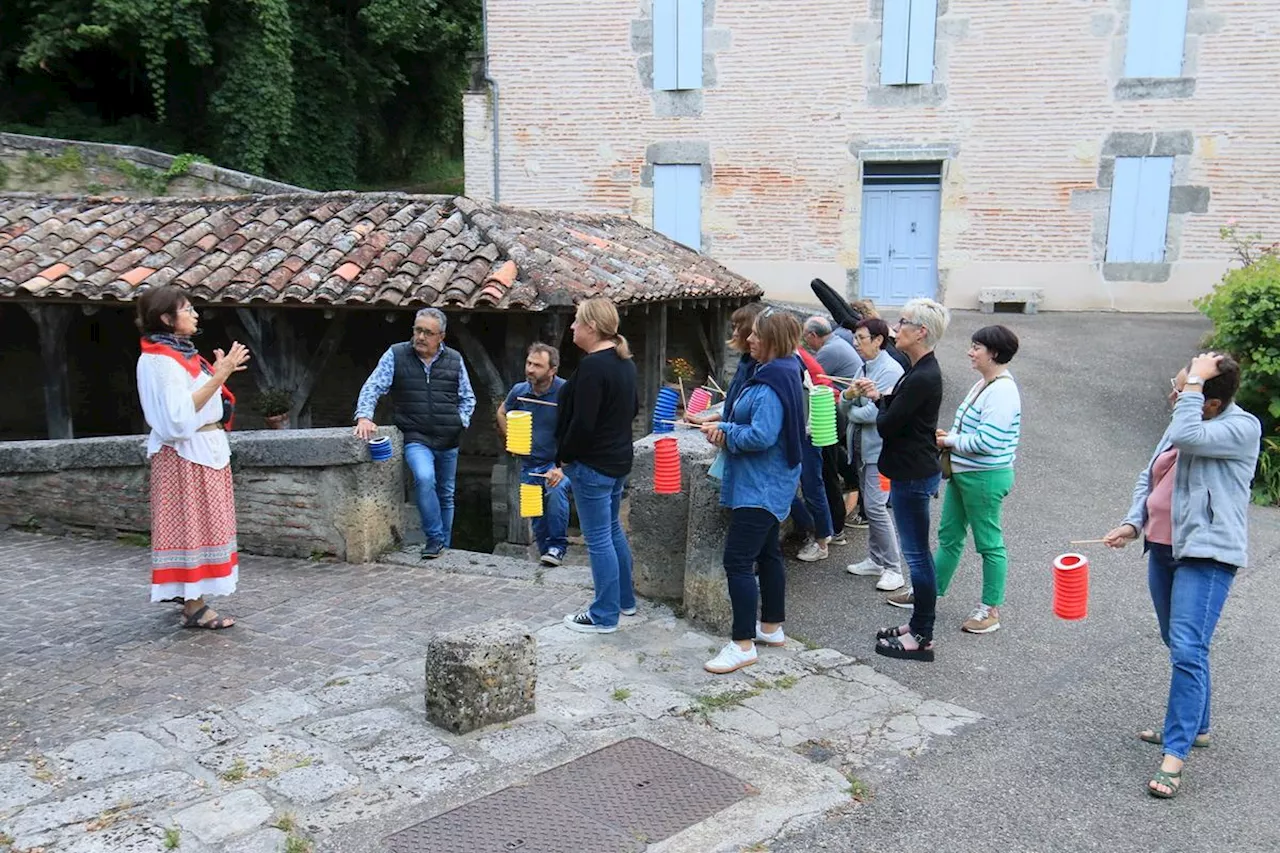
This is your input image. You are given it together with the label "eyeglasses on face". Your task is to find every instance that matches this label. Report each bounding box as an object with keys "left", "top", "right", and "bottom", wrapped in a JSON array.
[
  {"left": 412, "top": 327, "right": 443, "bottom": 338},
  {"left": 854, "top": 333, "right": 872, "bottom": 343},
  {"left": 894, "top": 318, "right": 922, "bottom": 330},
  {"left": 178, "top": 304, "right": 198, "bottom": 315}
]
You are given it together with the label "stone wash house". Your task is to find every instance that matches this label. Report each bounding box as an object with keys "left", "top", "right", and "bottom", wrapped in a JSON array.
[
  {"left": 465, "top": 0, "right": 1280, "bottom": 310},
  {"left": 0, "top": 189, "right": 759, "bottom": 548}
]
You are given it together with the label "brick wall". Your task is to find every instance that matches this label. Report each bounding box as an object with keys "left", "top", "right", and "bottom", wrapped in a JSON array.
[{"left": 470, "top": 0, "right": 1280, "bottom": 311}]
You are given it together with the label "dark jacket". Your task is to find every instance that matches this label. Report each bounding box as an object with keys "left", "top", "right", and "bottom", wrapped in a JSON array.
[
  {"left": 390, "top": 342, "right": 464, "bottom": 450},
  {"left": 555, "top": 348, "right": 640, "bottom": 477},
  {"left": 876, "top": 351, "right": 943, "bottom": 480}
]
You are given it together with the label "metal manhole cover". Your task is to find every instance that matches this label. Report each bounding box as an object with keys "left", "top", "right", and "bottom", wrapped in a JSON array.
[{"left": 384, "top": 738, "right": 750, "bottom": 852}]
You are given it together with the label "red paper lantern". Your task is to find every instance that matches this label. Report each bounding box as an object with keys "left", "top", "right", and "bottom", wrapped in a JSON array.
[
  {"left": 1052, "top": 553, "right": 1089, "bottom": 620},
  {"left": 653, "top": 437, "right": 682, "bottom": 495}
]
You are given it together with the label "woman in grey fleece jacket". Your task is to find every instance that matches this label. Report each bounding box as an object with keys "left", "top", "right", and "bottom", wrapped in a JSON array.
[{"left": 1103, "top": 352, "right": 1260, "bottom": 800}]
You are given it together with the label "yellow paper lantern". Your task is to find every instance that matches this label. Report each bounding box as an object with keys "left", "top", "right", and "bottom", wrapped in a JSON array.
[
  {"left": 506, "top": 410, "right": 533, "bottom": 456},
  {"left": 519, "top": 482, "right": 544, "bottom": 518}
]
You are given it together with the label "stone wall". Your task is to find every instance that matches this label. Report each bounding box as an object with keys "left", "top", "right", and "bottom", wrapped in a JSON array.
[
  {"left": 0, "top": 428, "right": 405, "bottom": 563},
  {"left": 0, "top": 132, "right": 305, "bottom": 198}
]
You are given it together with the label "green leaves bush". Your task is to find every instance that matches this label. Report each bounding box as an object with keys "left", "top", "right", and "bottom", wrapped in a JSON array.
[{"left": 1196, "top": 225, "right": 1280, "bottom": 504}]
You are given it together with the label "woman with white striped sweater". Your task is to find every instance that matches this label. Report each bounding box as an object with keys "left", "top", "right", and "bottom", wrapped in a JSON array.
[{"left": 932, "top": 325, "right": 1023, "bottom": 634}]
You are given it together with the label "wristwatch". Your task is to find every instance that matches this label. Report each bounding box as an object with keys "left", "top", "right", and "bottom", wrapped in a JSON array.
[{"left": 1185, "top": 374, "right": 1204, "bottom": 387}]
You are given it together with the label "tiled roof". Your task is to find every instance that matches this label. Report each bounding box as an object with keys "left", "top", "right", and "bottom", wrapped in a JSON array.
[{"left": 0, "top": 192, "right": 760, "bottom": 310}]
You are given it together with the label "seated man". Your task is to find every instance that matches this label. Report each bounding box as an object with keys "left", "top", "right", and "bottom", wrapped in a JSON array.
[{"left": 498, "top": 343, "right": 571, "bottom": 566}]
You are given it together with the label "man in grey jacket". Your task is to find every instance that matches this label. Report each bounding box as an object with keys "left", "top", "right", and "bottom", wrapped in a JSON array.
[{"left": 1103, "top": 352, "right": 1260, "bottom": 800}]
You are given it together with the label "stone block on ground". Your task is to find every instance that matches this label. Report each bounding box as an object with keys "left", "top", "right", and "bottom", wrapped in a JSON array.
[
  {"left": 682, "top": 453, "right": 733, "bottom": 635},
  {"left": 629, "top": 429, "right": 716, "bottom": 601},
  {"left": 424, "top": 619, "right": 536, "bottom": 734}
]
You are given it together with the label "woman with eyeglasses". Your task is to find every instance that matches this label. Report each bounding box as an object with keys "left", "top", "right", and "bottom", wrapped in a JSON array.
[
  {"left": 135, "top": 285, "right": 250, "bottom": 629},
  {"left": 841, "top": 317, "right": 906, "bottom": 593},
  {"left": 853, "top": 298, "right": 950, "bottom": 662},
  {"left": 686, "top": 303, "right": 766, "bottom": 428}
]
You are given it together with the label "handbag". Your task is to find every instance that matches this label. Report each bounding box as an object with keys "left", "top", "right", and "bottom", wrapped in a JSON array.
[{"left": 941, "top": 376, "right": 1007, "bottom": 479}]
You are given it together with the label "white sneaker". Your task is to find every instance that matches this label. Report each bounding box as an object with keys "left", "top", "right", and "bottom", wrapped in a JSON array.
[
  {"left": 796, "top": 540, "right": 829, "bottom": 562},
  {"left": 829, "top": 532, "right": 849, "bottom": 546},
  {"left": 876, "top": 569, "right": 906, "bottom": 591},
  {"left": 704, "top": 642, "right": 758, "bottom": 674},
  {"left": 846, "top": 557, "right": 883, "bottom": 576},
  {"left": 620, "top": 606, "right": 638, "bottom": 616},
  {"left": 755, "top": 622, "right": 786, "bottom": 646}
]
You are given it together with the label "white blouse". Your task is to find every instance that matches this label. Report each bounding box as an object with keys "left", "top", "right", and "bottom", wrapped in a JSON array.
[{"left": 136, "top": 354, "right": 231, "bottom": 470}]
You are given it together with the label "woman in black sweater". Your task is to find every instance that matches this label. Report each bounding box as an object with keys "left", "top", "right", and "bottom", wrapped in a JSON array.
[
  {"left": 853, "top": 297, "right": 951, "bottom": 661},
  {"left": 548, "top": 297, "right": 640, "bottom": 633}
]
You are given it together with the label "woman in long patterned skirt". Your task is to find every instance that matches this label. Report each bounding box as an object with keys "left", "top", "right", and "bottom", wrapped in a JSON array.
[{"left": 135, "top": 285, "right": 251, "bottom": 629}]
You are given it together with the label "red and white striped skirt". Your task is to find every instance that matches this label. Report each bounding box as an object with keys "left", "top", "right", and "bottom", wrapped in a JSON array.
[{"left": 149, "top": 446, "right": 239, "bottom": 602}]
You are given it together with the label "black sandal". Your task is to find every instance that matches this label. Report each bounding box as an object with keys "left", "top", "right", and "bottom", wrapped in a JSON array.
[
  {"left": 874, "top": 632, "right": 934, "bottom": 662},
  {"left": 182, "top": 604, "right": 235, "bottom": 630},
  {"left": 876, "top": 624, "right": 909, "bottom": 640}
]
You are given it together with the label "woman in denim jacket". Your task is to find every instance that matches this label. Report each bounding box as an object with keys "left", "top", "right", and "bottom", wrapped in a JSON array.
[
  {"left": 1103, "top": 352, "right": 1261, "bottom": 799},
  {"left": 699, "top": 309, "right": 805, "bottom": 674}
]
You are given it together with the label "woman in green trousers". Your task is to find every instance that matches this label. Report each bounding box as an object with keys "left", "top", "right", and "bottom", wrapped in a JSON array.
[{"left": 933, "top": 325, "right": 1022, "bottom": 634}]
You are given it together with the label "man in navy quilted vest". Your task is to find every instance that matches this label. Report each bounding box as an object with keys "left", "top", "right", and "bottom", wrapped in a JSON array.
[{"left": 354, "top": 307, "right": 476, "bottom": 559}]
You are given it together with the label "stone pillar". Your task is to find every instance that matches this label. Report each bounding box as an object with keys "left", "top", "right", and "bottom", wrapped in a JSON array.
[
  {"left": 681, "top": 451, "right": 734, "bottom": 635},
  {"left": 424, "top": 620, "right": 536, "bottom": 734},
  {"left": 628, "top": 428, "right": 715, "bottom": 602}
]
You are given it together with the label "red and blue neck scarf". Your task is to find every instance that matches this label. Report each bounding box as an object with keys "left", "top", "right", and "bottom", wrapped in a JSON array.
[{"left": 140, "top": 334, "right": 237, "bottom": 429}]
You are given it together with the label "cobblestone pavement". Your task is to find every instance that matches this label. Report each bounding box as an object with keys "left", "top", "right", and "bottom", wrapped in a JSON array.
[{"left": 0, "top": 531, "right": 978, "bottom": 853}]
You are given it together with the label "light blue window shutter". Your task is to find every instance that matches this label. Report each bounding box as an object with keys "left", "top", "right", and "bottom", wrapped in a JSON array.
[
  {"left": 1106, "top": 157, "right": 1172, "bottom": 262},
  {"left": 905, "top": 0, "right": 938, "bottom": 84},
  {"left": 1106, "top": 158, "right": 1142, "bottom": 262},
  {"left": 653, "top": 0, "right": 679, "bottom": 91},
  {"left": 674, "top": 164, "right": 702, "bottom": 250},
  {"left": 653, "top": 165, "right": 701, "bottom": 251},
  {"left": 676, "top": 0, "right": 703, "bottom": 90},
  {"left": 1132, "top": 157, "right": 1173, "bottom": 262},
  {"left": 654, "top": 165, "right": 679, "bottom": 241},
  {"left": 880, "top": 0, "right": 910, "bottom": 85},
  {"left": 1124, "top": 0, "right": 1188, "bottom": 78}
]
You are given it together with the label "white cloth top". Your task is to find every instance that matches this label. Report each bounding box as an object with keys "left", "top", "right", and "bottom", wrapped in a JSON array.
[{"left": 136, "top": 353, "right": 231, "bottom": 470}]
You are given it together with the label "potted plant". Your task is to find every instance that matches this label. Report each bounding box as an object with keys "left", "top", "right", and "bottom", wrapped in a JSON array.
[{"left": 255, "top": 387, "right": 293, "bottom": 429}]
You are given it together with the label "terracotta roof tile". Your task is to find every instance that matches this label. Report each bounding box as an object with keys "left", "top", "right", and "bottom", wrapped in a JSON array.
[{"left": 0, "top": 192, "right": 761, "bottom": 310}]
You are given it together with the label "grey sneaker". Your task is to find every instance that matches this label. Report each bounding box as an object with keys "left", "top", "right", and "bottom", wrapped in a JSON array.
[
  {"left": 796, "top": 539, "right": 829, "bottom": 562},
  {"left": 829, "top": 532, "right": 849, "bottom": 546}
]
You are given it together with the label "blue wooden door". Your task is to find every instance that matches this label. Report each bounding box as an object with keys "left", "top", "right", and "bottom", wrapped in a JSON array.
[{"left": 860, "top": 187, "right": 939, "bottom": 303}]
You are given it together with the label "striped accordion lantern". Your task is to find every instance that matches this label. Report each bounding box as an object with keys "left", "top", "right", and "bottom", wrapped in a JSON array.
[
  {"left": 519, "top": 482, "right": 544, "bottom": 518},
  {"left": 653, "top": 437, "right": 681, "bottom": 495},
  {"left": 686, "top": 387, "right": 713, "bottom": 416},
  {"left": 506, "top": 410, "right": 533, "bottom": 456},
  {"left": 809, "top": 387, "right": 839, "bottom": 447},
  {"left": 652, "top": 387, "right": 681, "bottom": 434}
]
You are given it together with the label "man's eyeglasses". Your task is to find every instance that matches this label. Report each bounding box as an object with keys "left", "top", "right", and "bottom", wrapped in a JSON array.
[{"left": 412, "top": 327, "right": 442, "bottom": 338}]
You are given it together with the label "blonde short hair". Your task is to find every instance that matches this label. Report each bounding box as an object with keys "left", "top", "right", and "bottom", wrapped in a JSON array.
[
  {"left": 901, "top": 298, "right": 950, "bottom": 347},
  {"left": 753, "top": 309, "right": 802, "bottom": 362},
  {"left": 575, "top": 297, "right": 632, "bottom": 359}
]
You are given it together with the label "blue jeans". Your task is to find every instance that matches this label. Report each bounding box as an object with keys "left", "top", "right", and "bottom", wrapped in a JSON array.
[
  {"left": 566, "top": 462, "right": 635, "bottom": 627},
  {"left": 890, "top": 472, "right": 941, "bottom": 640},
  {"left": 724, "top": 507, "right": 785, "bottom": 642},
  {"left": 405, "top": 443, "right": 459, "bottom": 548},
  {"left": 522, "top": 461, "right": 570, "bottom": 555},
  {"left": 790, "top": 442, "right": 834, "bottom": 540},
  {"left": 1146, "top": 542, "right": 1236, "bottom": 760}
]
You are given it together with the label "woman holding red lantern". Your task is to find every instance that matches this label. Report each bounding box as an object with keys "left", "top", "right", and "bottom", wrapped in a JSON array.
[{"left": 699, "top": 309, "right": 805, "bottom": 674}]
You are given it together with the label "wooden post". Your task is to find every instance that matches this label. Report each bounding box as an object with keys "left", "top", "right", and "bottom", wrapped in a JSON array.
[
  {"left": 642, "top": 304, "right": 669, "bottom": 434},
  {"left": 23, "top": 304, "right": 75, "bottom": 440},
  {"left": 500, "top": 314, "right": 537, "bottom": 546}
]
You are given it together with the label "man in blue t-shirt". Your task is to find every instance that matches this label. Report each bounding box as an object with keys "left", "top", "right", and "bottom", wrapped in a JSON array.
[{"left": 498, "top": 343, "right": 570, "bottom": 566}]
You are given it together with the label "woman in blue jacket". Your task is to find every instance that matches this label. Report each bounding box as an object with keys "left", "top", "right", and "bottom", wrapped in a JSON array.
[
  {"left": 1103, "top": 352, "right": 1260, "bottom": 799},
  {"left": 699, "top": 309, "right": 805, "bottom": 674}
]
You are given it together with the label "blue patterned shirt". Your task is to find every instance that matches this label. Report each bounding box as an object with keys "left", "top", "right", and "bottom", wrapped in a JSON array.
[{"left": 355, "top": 345, "right": 476, "bottom": 427}]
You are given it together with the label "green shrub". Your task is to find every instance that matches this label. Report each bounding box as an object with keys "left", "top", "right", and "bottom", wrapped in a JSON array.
[{"left": 1196, "top": 225, "right": 1280, "bottom": 504}]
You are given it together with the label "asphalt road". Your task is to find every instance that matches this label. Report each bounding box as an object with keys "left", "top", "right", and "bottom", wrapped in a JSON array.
[{"left": 777, "top": 310, "right": 1280, "bottom": 853}]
